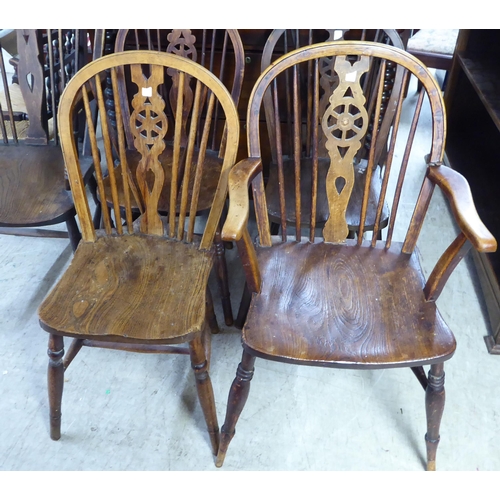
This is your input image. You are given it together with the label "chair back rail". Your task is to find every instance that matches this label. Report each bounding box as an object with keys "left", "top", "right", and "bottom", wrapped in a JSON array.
[
  {"left": 112, "top": 29, "right": 244, "bottom": 155},
  {"left": 245, "top": 42, "right": 446, "bottom": 249},
  {"left": 58, "top": 50, "right": 240, "bottom": 249}
]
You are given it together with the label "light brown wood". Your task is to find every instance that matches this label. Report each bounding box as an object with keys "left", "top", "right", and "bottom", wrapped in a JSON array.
[
  {"left": 39, "top": 234, "right": 214, "bottom": 343},
  {"left": 39, "top": 50, "right": 241, "bottom": 456},
  {"left": 322, "top": 55, "right": 369, "bottom": 243}
]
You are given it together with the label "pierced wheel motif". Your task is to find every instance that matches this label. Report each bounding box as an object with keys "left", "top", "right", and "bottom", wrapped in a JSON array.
[{"left": 321, "top": 55, "right": 370, "bottom": 243}]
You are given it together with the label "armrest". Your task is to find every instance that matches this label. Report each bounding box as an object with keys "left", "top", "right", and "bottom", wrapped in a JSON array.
[
  {"left": 221, "top": 157, "right": 262, "bottom": 242},
  {"left": 427, "top": 165, "right": 497, "bottom": 253}
]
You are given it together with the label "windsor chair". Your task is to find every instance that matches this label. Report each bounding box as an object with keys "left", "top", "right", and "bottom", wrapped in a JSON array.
[
  {"left": 38, "top": 50, "right": 240, "bottom": 457},
  {"left": 0, "top": 29, "right": 93, "bottom": 250},
  {"left": 97, "top": 29, "right": 245, "bottom": 326},
  {"left": 215, "top": 41, "right": 496, "bottom": 470}
]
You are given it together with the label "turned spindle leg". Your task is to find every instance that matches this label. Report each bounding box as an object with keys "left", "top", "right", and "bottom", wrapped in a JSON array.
[
  {"left": 189, "top": 335, "right": 219, "bottom": 456},
  {"left": 47, "top": 333, "right": 65, "bottom": 440},
  {"left": 425, "top": 363, "right": 445, "bottom": 471},
  {"left": 216, "top": 350, "right": 256, "bottom": 467}
]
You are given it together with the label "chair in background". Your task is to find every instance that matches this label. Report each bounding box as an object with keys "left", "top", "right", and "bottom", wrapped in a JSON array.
[
  {"left": 0, "top": 29, "right": 94, "bottom": 251},
  {"left": 260, "top": 29, "right": 405, "bottom": 237},
  {"left": 215, "top": 41, "right": 496, "bottom": 470},
  {"left": 407, "top": 29, "right": 459, "bottom": 91},
  {"left": 38, "top": 50, "right": 240, "bottom": 458},
  {"left": 97, "top": 29, "right": 245, "bottom": 326}
]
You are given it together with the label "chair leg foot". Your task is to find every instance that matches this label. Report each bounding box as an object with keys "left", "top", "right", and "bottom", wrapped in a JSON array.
[
  {"left": 216, "top": 351, "right": 256, "bottom": 467},
  {"left": 47, "top": 334, "right": 65, "bottom": 440},
  {"left": 425, "top": 363, "right": 445, "bottom": 471},
  {"left": 189, "top": 335, "right": 219, "bottom": 456}
]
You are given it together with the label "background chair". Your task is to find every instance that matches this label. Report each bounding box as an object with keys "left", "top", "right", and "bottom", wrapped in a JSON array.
[
  {"left": 97, "top": 29, "right": 245, "bottom": 326},
  {"left": 260, "top": 29, "right": 405, "bottom": 237},
  {"left": 215, "top": 41, "right": 496, "bottom": 470},
  {"left": 0, "top": 29, "right": 94, "bottom": 251},
  {"left": 407, "top": 29, "right": 459, "bottom": 91},
  {"left": 37, "top": 50, "right": 240, "bottom": 459}
]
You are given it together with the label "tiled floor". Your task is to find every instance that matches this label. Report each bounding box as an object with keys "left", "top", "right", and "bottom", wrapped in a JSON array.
[{"left": 1, "top": 70, "right": 500, "bottom": 472}]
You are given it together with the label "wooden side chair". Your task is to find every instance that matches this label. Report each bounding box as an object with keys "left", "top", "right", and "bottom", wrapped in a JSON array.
[
  {"left": 95, "top": 29, "right": 245, "bottom": 326},
  {"left": 215, "top": 41, "right": 496, "bottom": 470},
  {"left": 37, "top": 50, "right": 240, "bottom": 458},
  {"left": 0, "top": 29, "right": 93, "bottom": 251},
  {"left": 260, "top": 29, "right": 405, "bottom": 238}
]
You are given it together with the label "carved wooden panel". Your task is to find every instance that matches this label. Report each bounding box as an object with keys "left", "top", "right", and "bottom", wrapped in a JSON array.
[
  {"left": 322, "top": 55, "right": 369, "bottom": 243},
  {"left": 16, "top": 29, "right": 47, "bottom": 145},
  {"left": 167, "top": 30, "right": 197, "bottom": 146},
  {"left": 129, "top": 64, "right": 168, "bottom": 236}
]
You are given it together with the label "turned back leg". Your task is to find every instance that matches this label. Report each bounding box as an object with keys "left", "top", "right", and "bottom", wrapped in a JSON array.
[{"left": 47, "top": 333, "right": 65, "bottom": 440}]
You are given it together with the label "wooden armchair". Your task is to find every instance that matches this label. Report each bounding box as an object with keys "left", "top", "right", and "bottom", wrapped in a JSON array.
[
  {"left": 215, "top": 41, "right": 496, "bottom": 470},
  {"left": 37, "top": 50, "right": 240, "bottom": 458},
  {"left": 95, "top": 29, "right": 245, "bottom": 326},
  {"left": 0, "top": 29, "right": 93, "bottom": 250}
]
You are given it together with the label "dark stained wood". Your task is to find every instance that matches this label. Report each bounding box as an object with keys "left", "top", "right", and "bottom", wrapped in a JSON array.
[
  {"left": 0, "top": 29, "right": 92, "bottom": 249},
  {"left": 243, "top": 239, "right": 456, "bottom": 368},
  {"left": 425, "top": 363, "right": 446, "bottom": 471},
  {"left": 39, "top": 51, "right": 241, "bottom": 457},
  {"left": 218, "top": 41, "right": 497, "bottom": 470},
  {"left": 444, "top": 30, "right": 500, "bottom": 353}
]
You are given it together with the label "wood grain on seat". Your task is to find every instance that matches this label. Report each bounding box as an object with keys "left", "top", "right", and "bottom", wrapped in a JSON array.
[
  {"left": 244, "top": 239, "right": 455, "bottom": 367},
  {"left": 39, "top": 233, "right": 214, "bottom": 343}
]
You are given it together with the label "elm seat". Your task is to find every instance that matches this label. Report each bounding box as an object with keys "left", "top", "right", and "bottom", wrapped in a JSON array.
[
  {"left": 39, "top": 233, "right": 214, "bottom": 343},
  {"left": 244, "top": 239, "right": 456, "bottom": 367}
]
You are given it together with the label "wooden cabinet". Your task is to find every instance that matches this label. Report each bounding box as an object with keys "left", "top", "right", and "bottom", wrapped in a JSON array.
[{"left": 444, "top": 29, "right": 500, "bottom": 353}]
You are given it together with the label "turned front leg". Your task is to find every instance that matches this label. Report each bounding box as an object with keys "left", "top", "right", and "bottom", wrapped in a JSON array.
[
  {"left": 425, "top": 363, "right": 445, "bottom": 471},
  {"left": 216, "top": 350, "right": 256, "bottom": 467},
  {"left": 47, "top": 334, "right": 65, "bottom": 440},
  {"left": 189, "top": 335, "right": 219, "bottom": 456}
]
